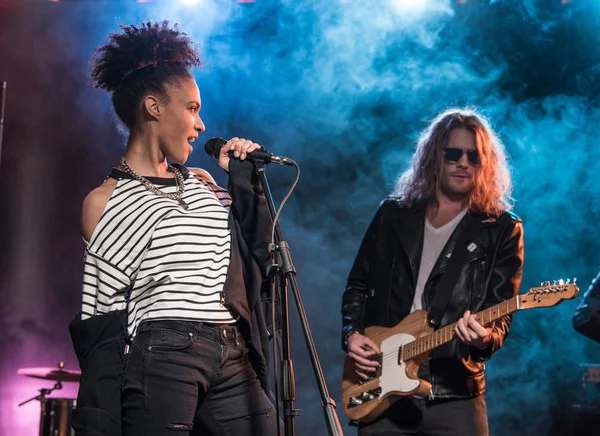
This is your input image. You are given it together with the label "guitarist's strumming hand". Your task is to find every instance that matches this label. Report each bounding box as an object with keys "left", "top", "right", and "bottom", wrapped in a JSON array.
[
  {"left": 455, "top": 310, "right": 493, "bottom": 348},
  {"left": 347, "top": 333, "right": 380, "bottom": 379}
]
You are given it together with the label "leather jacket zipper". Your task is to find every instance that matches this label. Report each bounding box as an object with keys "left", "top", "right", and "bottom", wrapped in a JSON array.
[{"left": 429, "top": 373, "right": 435, "bottom": 400}]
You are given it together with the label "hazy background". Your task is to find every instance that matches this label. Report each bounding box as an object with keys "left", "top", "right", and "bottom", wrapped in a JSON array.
[{"left": 1, "top": 0, "right": 599, "bottom": 434}]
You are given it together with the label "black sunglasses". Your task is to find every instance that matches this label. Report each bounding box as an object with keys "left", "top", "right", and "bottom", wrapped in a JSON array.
[{"left": 443, "top": 147, "right": 479, "bottom": 165}]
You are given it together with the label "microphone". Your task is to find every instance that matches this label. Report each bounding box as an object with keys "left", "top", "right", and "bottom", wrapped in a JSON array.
[{"left": 204, "top": 137, "right": 296, "bottom": 166}]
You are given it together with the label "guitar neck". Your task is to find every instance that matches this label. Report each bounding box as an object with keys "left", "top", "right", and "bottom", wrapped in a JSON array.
[{"left": 402, "top": 296, "right": 519, "bottom": 361}]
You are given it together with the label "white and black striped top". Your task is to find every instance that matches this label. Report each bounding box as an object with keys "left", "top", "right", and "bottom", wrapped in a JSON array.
[{"left": 80, "top": 165, "right": 235, "bottom": 336}]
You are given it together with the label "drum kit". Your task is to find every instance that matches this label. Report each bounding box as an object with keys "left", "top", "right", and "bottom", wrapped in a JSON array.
[{"left": 17, "top": 361, "right": 80, "bottom": 436}]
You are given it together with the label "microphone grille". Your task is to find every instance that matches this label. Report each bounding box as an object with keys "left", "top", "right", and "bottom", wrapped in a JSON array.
[{"left": 204, "top": 137, "right": 227, "bottom": 159}]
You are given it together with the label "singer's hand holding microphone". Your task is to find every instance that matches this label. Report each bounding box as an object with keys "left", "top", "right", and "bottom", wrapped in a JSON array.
[
  {"left": 216, "top": 138, "right": 260, "bottom": 171},
  {"left": 204, "top": 137, "right": 296, "bottom": 170}
]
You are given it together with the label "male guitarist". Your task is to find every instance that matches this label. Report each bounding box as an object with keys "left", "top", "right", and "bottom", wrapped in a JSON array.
[{"left": 341, "top": 108, "right": 524, "bottom": 436}]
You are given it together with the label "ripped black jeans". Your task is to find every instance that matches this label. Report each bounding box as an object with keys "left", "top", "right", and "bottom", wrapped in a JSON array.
[{"left": 122, "top": 320, "right": 280, "bottom": 436}]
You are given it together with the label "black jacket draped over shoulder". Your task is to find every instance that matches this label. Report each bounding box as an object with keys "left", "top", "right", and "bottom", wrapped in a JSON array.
[
  {"left": 341, "top": 198, "right": 524, "bottom": 400},
  {"left": 69, "top": 158, "right": 273, "bottom": 435}
]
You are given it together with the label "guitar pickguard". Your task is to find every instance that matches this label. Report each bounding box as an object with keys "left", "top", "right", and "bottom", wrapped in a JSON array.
[{"left": 379, "top": 333, "right": 420, "bottom": 397}]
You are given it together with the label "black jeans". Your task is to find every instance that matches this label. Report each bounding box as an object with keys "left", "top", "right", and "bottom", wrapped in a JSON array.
[
  {"left": 358, "top": 396, "right": 488, "bottom": 436},
  {"left": 122, "top": 320, "right": 280, "bottom": 435}
]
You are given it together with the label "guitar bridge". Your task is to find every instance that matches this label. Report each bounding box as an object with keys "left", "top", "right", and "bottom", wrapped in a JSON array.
[{"left": 347, "top": 387, "right": 382, "bottom": 408}]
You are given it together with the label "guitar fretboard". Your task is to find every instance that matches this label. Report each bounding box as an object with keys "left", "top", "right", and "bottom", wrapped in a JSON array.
[{"left": 401, "top": 296, "right": 519, "bottom": 361}]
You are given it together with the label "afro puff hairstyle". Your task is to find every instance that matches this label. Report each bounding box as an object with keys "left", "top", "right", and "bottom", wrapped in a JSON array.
[{"left": 90, "top": 21, "right": 201, "bottom": 130}]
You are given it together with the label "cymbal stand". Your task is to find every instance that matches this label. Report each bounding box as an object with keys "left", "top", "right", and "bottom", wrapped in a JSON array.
[{"left": 18, "top": 362, "right": 65, "bottom": 408}]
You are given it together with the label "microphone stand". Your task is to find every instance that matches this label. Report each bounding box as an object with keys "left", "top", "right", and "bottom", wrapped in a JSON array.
[{"left": 253, "top": 159, "right": 344, "bottom": 436}]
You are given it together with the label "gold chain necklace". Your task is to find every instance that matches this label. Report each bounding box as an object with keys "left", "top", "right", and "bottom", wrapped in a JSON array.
[{"left": 119, "top": 158, "right": 188, "bottom": 210}]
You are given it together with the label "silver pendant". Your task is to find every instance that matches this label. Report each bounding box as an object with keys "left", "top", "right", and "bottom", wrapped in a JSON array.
[{"left": 179, "top": 198, "right": 189, "bottom": 210}]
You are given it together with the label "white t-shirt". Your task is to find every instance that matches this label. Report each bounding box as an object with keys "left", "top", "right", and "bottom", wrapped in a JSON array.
[{"left": 410, "top": 209, "right": 468, "bottom": 312}]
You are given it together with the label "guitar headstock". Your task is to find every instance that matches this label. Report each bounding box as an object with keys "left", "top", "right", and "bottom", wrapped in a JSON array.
[{"left": 519, "top": 278, "right": 580, "bottom": 309}]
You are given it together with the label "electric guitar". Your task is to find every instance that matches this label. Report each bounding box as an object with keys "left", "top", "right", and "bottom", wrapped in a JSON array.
[{"left": 341, "top": 279, "right": 579, "bottom": 423}]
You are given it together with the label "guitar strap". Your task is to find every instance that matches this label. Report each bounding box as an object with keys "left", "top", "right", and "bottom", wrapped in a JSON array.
[{"left": 426, "top": 214, "right": 483, "bottom": 329}]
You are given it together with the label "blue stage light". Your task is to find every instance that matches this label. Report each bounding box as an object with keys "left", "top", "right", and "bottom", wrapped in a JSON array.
[{"left": 391, "top": 0, "right": 430, "bottom": 12}]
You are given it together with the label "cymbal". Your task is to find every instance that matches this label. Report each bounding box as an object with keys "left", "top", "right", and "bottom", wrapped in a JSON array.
[{"left": 17, "top": 367, "right": 81, "bottom": 383}]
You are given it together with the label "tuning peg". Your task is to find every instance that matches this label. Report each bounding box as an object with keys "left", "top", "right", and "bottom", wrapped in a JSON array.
[
  {"left": 566, "top": 278, "right": 571, "bottom": 284},
  {"left": 558, "top": 279, "right": 565, "bottom": 285},
  {"left": 552, "top": 280, "right": 557, "bottom": 286},
  {"left": 573, "top": 278, "right": 577, "bottom": 284}
]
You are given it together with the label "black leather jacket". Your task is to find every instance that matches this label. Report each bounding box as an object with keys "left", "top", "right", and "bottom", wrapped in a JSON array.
[
  {"left": 341, "top": 199, "right": 524, "bottom": 400},
  {"left": 573, "top": 273, "right": 600, "bottom": 343}
]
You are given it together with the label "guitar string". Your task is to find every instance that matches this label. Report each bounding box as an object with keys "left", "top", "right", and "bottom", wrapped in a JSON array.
[
  {"left": 358, "top": 290, "right": 567, "bottom": 371},
  {"left": 376, "top": 316, "right": 482, "bottom": 365},
  {"left": 377, "top": 309, "right": 501, "bottom": 365},
  {"left": 372, "top": 302, "right": 515, "bottom": 367},
  {"left": 376, "top": 324, "right": 457, "bottom": 366}
]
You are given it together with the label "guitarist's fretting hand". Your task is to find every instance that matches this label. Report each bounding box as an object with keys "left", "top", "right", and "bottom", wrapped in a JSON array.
[
  {"left": 347, "top": 333, "right": 381, "bottom": 379},
  {"left": 455, "top": 310, "right": 493, "bottom": 348}
]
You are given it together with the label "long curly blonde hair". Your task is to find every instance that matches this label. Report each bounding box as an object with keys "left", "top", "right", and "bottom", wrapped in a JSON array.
[{"left": 393, "top": 108, "right": 513, "bottom": 216}]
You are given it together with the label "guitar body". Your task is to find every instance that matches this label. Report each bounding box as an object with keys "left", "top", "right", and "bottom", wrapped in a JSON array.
[
  {"left": 342, "top": 310, "right": 433, "bottom": 423},
  {"left": 341, "top": 280, "right": 579, "bottom": 424}
]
